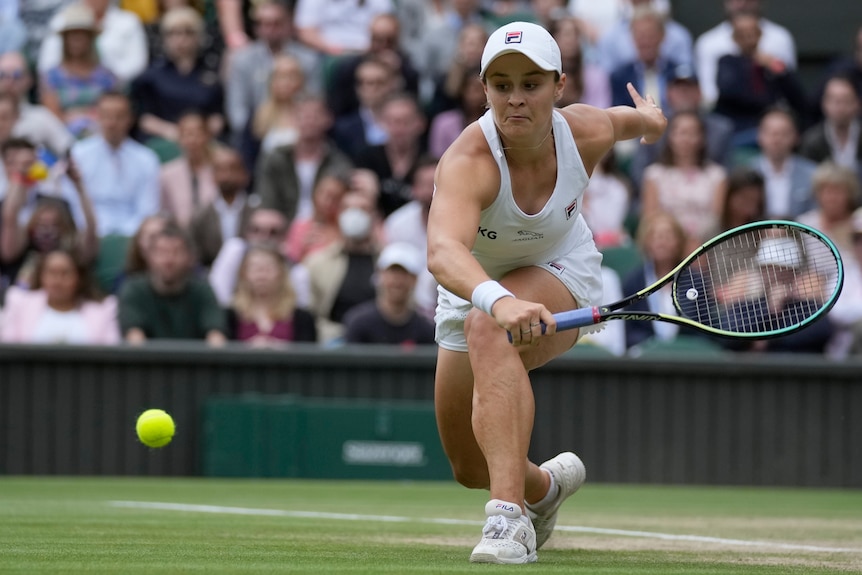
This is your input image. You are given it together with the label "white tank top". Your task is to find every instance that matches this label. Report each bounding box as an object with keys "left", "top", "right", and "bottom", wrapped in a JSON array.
[{"left": 473, "top": 109, "right": 592, "bottom": 279}]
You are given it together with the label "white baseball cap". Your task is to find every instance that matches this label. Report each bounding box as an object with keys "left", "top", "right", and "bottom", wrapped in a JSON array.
[
  {"left": 376, "top": 242, "right": 423, "bottom": 276},
  {"left": 480, "top": 21, "right": 562, "bottom": 79},
  {"left": 756, "top": 237, "right": 802, "bottom": 269}
]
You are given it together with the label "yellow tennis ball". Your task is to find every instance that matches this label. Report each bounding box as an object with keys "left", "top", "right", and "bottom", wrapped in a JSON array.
[{"left": 136, "top": 409, "right": 175, "bottom": 448}]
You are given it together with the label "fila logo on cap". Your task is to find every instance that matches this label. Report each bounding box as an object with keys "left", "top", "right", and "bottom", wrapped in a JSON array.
[{"left": 505, "top": 31, "right": 522, "bottom": 44}]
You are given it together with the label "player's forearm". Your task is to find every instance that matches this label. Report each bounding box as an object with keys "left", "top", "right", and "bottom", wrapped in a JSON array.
[
  {"left": 428, "top": 238, "right": 501, "bottom": 305},
  {"left": 607, "top": 105, "right": 657, "bottom": 143}
]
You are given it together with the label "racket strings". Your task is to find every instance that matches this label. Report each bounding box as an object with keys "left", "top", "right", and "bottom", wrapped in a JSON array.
[{"left": 675, "top": 226, "right": 840, "bottom": 335}]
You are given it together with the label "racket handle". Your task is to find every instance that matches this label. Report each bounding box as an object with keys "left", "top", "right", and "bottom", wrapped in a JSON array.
[
  {"left": 554, "top": 307, "right": 601, "bottom": 332},
  {"left": 506, "top": 307, "right": 600, "bottom": 342}
]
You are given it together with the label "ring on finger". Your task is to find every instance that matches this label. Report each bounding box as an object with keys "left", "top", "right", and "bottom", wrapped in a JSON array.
[
  {"left": 520, "top": 328, "right": 531, "bottom": 334},
  {"left": 530, "top": 322, "right": 540, "bottom": 327}
]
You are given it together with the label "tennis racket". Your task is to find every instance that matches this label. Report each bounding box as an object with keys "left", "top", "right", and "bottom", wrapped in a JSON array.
[{"left": 550, "top": 220, "right": 844, "bottom": 339}]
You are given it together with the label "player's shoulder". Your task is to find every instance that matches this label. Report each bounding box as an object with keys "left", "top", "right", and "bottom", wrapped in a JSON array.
[
  {"left": 436, "top": 122, "right": 498, "bottom": 183},
  {"left": 557, "top": 104, "right": 615, "bottom": 145}
]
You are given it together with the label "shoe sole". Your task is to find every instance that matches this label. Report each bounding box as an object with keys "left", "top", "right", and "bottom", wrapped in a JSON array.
[{"left": 470, "top": 552, "right": 538, "bottom": 564}]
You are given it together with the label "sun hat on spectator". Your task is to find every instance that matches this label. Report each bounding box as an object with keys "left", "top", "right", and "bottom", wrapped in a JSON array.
[
  {"left": 56, "top": 3, "right": 100, "bottom": 34},
  {"left": 376, "top": 243, "right": 423, "bottom": 276}
]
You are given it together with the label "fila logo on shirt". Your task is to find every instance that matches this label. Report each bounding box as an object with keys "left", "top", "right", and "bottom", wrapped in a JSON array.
[
  {"left": 565, "top": 198, "right": 578, "bottom": 220},
  {"left": 505, "top": 31, "right": 523, "bottom": 44}
]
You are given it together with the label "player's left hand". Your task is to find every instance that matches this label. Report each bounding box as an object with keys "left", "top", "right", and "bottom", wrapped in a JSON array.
[{"left": 627, "top": 82, "right": 667, "bottom": 145}]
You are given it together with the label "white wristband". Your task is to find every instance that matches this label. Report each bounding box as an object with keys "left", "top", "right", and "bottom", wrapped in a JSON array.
[{"left": 471, "top": 280, "right": 514, "bottom": 316}]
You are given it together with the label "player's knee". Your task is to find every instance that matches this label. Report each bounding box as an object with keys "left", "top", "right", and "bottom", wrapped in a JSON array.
[{"left": 464, "top": 307, "right": 500, "bottom": 349}]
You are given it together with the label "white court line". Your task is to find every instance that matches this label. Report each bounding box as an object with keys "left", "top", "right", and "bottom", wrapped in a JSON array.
[{"left": 109, "top": 501, "right": 861, "bottom": 554}]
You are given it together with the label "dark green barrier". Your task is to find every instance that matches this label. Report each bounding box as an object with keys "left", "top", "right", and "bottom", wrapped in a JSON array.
[{"left": 203, "top": 394, "right": 450, "bottom": 480}]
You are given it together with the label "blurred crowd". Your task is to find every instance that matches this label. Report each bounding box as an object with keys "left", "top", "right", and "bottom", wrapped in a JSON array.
[{"left": 0, "top": 0, "right": 860, "bottom": 357}]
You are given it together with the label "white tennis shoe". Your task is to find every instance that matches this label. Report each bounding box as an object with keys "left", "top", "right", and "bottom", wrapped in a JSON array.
[
  {"left": 527, "top": 452, "right": 587, "bottom": 549},
  {"left": 469, "top": 499, "right": 538, "bottom": 564}
]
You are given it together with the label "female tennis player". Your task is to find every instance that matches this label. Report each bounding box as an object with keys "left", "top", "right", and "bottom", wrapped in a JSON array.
[{"left": 427, "top": 21, "right": 667, "bottom": 564}]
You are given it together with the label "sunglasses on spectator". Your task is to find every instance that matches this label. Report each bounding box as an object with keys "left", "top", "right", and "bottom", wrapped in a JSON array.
[
  {"left": 165, "top": 28, "right": 197, "bottom": 36},
  {"left": 356, "top": 77, "right": 387, "bottom": 87},
  {"left": 249, "top": 226, "right": 283, "bottom": 238},
  {"left": 0, "top": 70, "right": 24, "bottom": 80}
]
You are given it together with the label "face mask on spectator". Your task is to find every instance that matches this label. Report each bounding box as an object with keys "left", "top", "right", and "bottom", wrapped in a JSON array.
[{"left": 338, "top": 208, "right": 372, "bottom": 240}]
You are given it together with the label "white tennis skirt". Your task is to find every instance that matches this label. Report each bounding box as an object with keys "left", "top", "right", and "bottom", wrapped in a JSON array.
[{"left": 435, "top": 232, "right": 605, "bottom": 353}]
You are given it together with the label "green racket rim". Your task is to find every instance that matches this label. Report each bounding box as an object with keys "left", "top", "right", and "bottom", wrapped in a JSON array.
[{"left": 668, "top": 220, "right": 844, "bottom": 339}]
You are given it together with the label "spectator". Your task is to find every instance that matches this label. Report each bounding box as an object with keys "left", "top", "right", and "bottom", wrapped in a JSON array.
[
  {"left": 132, "top": 6, "right": 224, "bottom": 146},
  {"left": 39, "top": 3, "right": 119, "bottom": 140},
  {"left": 118, "top": 224, "right": 226, "bottom": 344},
  {"left": 226, "top": 0, "right": 322, "bottom": 141},
  {"left": 343, "top": 242, "right": 434, "bottom": 345},
  {"left": 717, "top": 235, "right": 834, "bottom": 354},
  {"left": 249, "top": 54, "right": 306, "bottom": 156},
  {"left": 428, "top": 65, "right": 485, "bottom": 158},
  {"left": 810, "top": 25, "right": 862, "bottom": 124},
  {"left": 190, "top": 146, "right": 255, "bottom": 267},
  {"left": 254, "top": 94, "right": 353, "bottom": 224},
  {"left": 629, "top": 64, "right": 734, "bottom": 194},
  {"left": 1, "top": 146, "right": 97, "bottom": 287},
  {"left": 124, "top": 213, "right": 175, "bottom": 280},
  {"left": 144, "top": 0, "right": 223, "bottom": 73},
  {"left": 411, "top": 0, "right": 493, "bottom": 94},
  {"left": 383, "top": 156, "right": 438, "bottom": 319},
  {"left": 305, "top": 191, "right": 381, "bottom": 344},
  {"left": 69, "top": 91, "right": 160, "bottom": 237},
  {"left": 749, "top": 107, "right": 816, "bottom": 219},
  {"left": 581, "top": 149, "right": 631, "bottom": 249},
  {"left": 713, "top": 11, "right": 807, "bottom": 148},
  {"left": 718, "top": 167, "right": 766, "bottom": 232},
  {"left": 160, "top": 111, "right": 219, "bottom": 229},
  {"left": 622, "top": 211, "right": 696, "bottom": 350},
  {"left": 39, "top": 0, "right": 149, "bottom": 85},
  {"left": 641, "top": 111, "right": 728, "bottom": 245},
  {"left": 0, "top": 94, "right": 17, "bottom": 148},
  {"left": 327, "top": 13, "right": 420, "bottom": 118},
  {"left": 0, "top": 52, "right": 74, "bottom": 159},
  {"left": 208, "top": 206, "right": 292, "bottom": 306},
  {"left": 796, "top": 162, "right": 860, "bottom": 257},
  {"left": 293, "top": 0, "right": 395, "bottom": 57},
  {"left": 694, "top": 0, "right": 797, "bottom": 108},
  {"left": 596, "top": 0, "right": 693, "bottom": 76},
  {"left": 799, "top": 75, "right": 862, "bottom": 180},
  {"left": 284, "top": 174, "right": 349, "bottom": 265},
  {"left": 331, "top": 56, "right": 398, "bottom": 161},
  {"left": 550, "top": 15, "right": 610, "bottom": 109},
  {"left": 355, "top": 92, "right": 428, "bottom": 217},
  {"left": 227, "top": 244, "right": 317, "bottom": 346},
  {"left": 425, "top": 22, "right": 488, "bottom": 119},
  {"left": 0, "top": 248, "right": 119, "bottom": 344},
  {"left": 609, "top": 7, "right": 679, "bottom": 111},
  {"left": 530, "top": 0, "right": 569, "bottom": 31},
  {"left": 567, "top": 0, "right": 672, "bottom": 45}
]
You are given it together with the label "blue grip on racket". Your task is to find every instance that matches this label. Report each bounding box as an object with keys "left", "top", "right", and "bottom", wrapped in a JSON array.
[
  {"left": 554, "top": 307, "right": 601, "bottom": 332},
  {"left": 506, "top": 306, "right": 599, "bottom": 342}
]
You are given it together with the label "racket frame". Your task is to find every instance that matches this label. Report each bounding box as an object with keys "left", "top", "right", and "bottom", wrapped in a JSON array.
[{"left": 555, "top": 220, "right": 845, "bottom": 339}]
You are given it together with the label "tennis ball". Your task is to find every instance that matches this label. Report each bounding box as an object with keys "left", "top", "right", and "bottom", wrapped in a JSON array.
[{"left": 136, "top": 409, "right": 175, "bottom": 448}]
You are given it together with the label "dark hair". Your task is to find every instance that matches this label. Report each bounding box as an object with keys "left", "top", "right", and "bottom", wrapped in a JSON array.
[
  {"left": 658, "top": 111, "right": 708, "bottom": 167},
  {"left": 758, "top": 104, "right": 800, "bottom": 132},
  {"left": 720, "top": 168, "right": 766, "bottom": 230},
  {"left": 1, "top": 136, "right": 35, "bottom": 158},
  {"left": 153, "top": 222, "right": 195, "bottom": 254},
  {"left": 31, "top": 248, "right": 103, "bottom": 302}
]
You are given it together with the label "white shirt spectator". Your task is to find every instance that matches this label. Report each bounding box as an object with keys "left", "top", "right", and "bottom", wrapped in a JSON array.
[
  {"left": 38, "top": 5, "right": 148, "bottom": 84},
  {"left": 695, "top": 18, "right": 797, "bottom": 107},
  {"left": 293, "top": 0, "right": 394, "bottom": 54},
  {"left": 568, "top": 0, "right": 670, "bottom": 42},
  {"left": 68, "top": 135, "right": 160, "bottom": 237}
]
